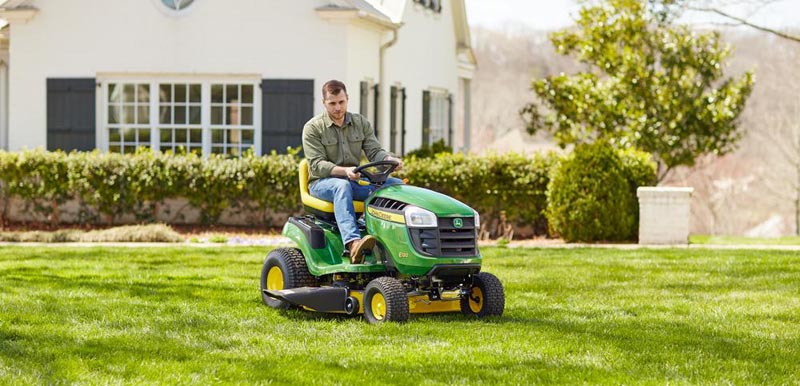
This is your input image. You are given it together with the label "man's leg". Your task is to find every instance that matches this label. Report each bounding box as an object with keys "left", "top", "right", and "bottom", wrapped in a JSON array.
[{"left": 309, "top": 178, "right": 360, "bottom": 246}]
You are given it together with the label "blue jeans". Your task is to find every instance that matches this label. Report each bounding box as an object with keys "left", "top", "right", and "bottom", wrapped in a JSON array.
[{"left": 309, "top": 177, "right": 403, "bottom": 246}]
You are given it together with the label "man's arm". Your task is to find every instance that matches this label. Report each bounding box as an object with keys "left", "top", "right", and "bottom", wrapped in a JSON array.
[{"left": 302, "top": 123, "right": 337, "bottom": 179}]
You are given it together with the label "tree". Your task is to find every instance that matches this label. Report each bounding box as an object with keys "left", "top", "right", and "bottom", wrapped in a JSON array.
[{"left": 521, "top": 0, "right": 754, "bottom": 180}]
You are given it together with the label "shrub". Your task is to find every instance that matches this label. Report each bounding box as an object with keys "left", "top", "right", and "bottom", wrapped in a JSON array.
[
  {"left": 405, "top": 139, "right": 453, "bottom": 159},
  {"left": 545, "top": 141, "right": 656, "bottom": 242}
]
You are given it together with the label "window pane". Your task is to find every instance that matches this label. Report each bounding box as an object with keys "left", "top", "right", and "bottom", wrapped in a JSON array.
[
  {"left": 159, "top": 105, "right": 172, "bottom": 124},
  {"left": 211, "top": 146, "right": 224, "bottom": 154},
  {"left": 228, "top": 129, "right": 241, "bottom": 144},
  {"left": 109, "top": 84, "right": 122, "bottom": 103},
  {"left": 137, "top": 84, "right": 149, "bottom": 103},
  {"left": 124, "top": 106, "right": 135, "bottom": 124},
  {"left": 108, "top": 105, "right": 120, "bottom": 124},
  {"left": 242, "top": 130, "right": 254, "bottom": 144},
  {"left": 138, "top": 106, "right": 150, "bottom": 124},
  {"left": 211, "top": 129, "right": 224, "bottom": 143},
  {"left": 211, "top": 106, "right": 223, "bottom": 125},
  {"left": 189, "top": 129, "right": 202, "bottom": 143},
  {"left": 109, "top": 128, "right": 120, "bottom": 142},
  {"left": 138, "top": 128, "right": 150, "bottom": 143},
  {"left": 227, "top": 146, "right": 239, "bottom": 157},
  {"left": 123, "top": 84, "right": 135, "bottom": 103},
  {"left": 109, "top": 145, "right": 121, "bottom": 153},
  {"left": 159, "top": 84, "right": 172, "bottom": 103},
  {"left": 124, "top": 145, "right": 136, "bottom": 154},
  {"left": 226, "top": 84, "right": 237, "bottom": 103},
  {"left": 175, "top": 84, "right": 186, "bottom": 103},
  {"left": 160, "top": 145, "right": 172, "bottom": 153},
  {"left": 175, "top": 106, "right": 186, "bottom": 124},
  {"left": 241, "top": 106, "right": 253, "bottom": 125},
  {"left": 160, "top": 129, "right": 172, "bottom": 142},
  {"left": 242, "top": 85, "right": 253, "bottom": 103},
  {"left": 123, "top": 128, "right": 136, "bottom": 142},
  {"left": 189, "top": 106, "right": 201, "bottom": 124},
  {"left": 175, "top": 128, "right": 187, "bottom": 143},
  {"left": 211, "top": 85, "right": 223, "bottom": 103},
  {"left": 189, "top": 84, "right": 201, "bottom": 102},
  {"left": 227, "top": 105, "right": 240, "bottom": 125}
]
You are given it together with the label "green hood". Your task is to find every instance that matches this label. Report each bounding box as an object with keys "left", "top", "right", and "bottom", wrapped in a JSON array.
[{"left": 370, "top": 185, "right": 474, "bottom": 217}]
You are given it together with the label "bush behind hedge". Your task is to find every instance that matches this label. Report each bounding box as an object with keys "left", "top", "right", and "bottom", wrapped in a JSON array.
[{"left": 546, "top": 141, "right": 657, "bottom": 242}]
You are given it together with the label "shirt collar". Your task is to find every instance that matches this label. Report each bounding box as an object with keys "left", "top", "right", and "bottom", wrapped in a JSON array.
[{"left": 323, "top": 112, "right": 352, "bottom": 128}]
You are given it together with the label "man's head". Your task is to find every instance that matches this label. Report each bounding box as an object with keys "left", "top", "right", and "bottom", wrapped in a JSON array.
[{"left": 322, "top": 80, "right": 348, "bottom": 123}]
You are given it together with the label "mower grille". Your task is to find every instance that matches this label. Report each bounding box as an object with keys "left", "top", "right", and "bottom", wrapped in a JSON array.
[
  {"left": 370, "top": 197, "right": 408, "bottom": 212},
  {"left": 409, "top": 216, "right": 477, "bottom": 257}
]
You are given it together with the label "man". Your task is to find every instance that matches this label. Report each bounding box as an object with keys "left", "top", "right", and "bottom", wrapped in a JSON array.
[{"left": 302, "top": 80, "right": 404, "bottom": 264}]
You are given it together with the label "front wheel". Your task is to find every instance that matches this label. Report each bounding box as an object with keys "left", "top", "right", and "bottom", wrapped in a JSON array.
[
  {"left": 363, "top": 277, "right": 409, "bottom": 323},
  {"left": 461, "top": 272, "right": 505, "bottom": 317},
  {"left": 260, "top": 248, "right": 315, "bottom": 309}
]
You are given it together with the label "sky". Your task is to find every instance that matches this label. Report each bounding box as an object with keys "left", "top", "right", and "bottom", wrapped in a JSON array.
[{"left": 464, "top": 0, "right": 800, "bottom": 31}]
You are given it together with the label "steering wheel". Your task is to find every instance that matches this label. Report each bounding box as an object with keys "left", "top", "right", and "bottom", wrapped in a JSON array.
[{"left": 353, "top": 160, "right": 399, "bottom": 185}]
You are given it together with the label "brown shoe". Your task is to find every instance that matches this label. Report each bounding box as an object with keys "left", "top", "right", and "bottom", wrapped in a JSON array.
[{"left": 348, "top": 235, "right": 376, "bottom": 264}]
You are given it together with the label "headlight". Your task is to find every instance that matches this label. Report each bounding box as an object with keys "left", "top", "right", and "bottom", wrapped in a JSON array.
[
  {"left": 473, "top": 209, "right": 480, "bottom": 228},
  {"left": 404, "top": 206, "right": 437, "bottom": 228}
]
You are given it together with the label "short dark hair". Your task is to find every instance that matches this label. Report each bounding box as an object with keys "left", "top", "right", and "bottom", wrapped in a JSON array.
[{"left": 322, "top": 80, "right": 347, "bottom": 100}]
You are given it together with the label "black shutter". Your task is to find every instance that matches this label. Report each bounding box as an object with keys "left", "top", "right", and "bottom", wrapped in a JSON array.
[
  {"left": 360, "top": 81, "right": 369, "bottom": 117},
  {"left": 447, "top": 93, "right": 453, "bottom": 147},
  {"left": 401, "top": 87, "right": 407, "bottom": 156},
  {"left": 422, "top": 90, "right": 431, "bottom": 148},
  {"left": 372, "top": 84, "right": 380, "bottom": 138},
  {"left": 47, "top": 78, "right": 96, "bottom": 152},
  {"left": 389, "top": 85, "right": 398, "bottom": 154},
  {"left": 261, "top": 79, "right": 314, "bottom": 155}
]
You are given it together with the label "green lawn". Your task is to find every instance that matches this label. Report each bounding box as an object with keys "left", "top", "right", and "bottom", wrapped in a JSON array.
[
  {"left": 690, "top": 234, "right": 800, "bottom": 245},
  {"left": 1, "top": 246, "right": 798, "bottom": 385}
]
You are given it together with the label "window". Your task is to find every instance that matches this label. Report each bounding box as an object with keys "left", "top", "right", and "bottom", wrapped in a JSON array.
[
  {"left": 102, "top": 79, "right": 259, "bottom": 157},
  {"left": 107, "top": 83, "right": 151, "bottom": 154},
  {"left": 428, "top": 90, "right": 450, "bottom": 145},
  {"left": 159, "top": 83, "right": 202, "bottom": 154},
  {"left": 413, "top": 0, "right": 442, "bottom": 13},
  {"left": 210, "top": 83, "right": 255, "bottom": 156}
]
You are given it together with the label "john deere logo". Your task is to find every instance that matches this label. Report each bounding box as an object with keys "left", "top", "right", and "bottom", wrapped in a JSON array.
[{"left": 453, "top": 218, "right": 463, "bottom": 228}]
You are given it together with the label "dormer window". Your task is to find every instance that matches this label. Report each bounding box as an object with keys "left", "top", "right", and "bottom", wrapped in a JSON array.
[
  {"left": 161, "top": 0, "right": 194, "bottom": 11},
  {"left": 414, "top": 0, "right": 442, "bottom": 13}
]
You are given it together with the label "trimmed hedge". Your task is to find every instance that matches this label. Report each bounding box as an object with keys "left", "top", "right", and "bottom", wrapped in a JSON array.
[
  {"left": 545, "top": 141, "right": 657, "bottom": 242},
  {"left": 0, "top": 148, "right": 654, "bottom": 241}
]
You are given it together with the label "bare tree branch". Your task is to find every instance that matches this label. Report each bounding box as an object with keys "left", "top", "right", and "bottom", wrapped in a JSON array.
[{"left": 688, "top": 6, "right": 800, "bottom": 43}]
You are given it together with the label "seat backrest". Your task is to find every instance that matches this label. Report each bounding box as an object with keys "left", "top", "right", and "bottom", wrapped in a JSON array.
[{"left": 298, "top": 159, "right": 364, "bottom": 215}]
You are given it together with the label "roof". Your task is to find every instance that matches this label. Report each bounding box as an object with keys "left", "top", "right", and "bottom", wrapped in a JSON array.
[{"left": 316, "top": 0, "right": 400, "bottom": 28}]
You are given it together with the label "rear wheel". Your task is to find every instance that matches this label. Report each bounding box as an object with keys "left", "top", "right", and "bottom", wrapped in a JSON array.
[
  {"left": 364, "top": 277, "right": 409, "bottom": 323},
  {"left": 460, "top": 272, "right": 504, "bottom": 317},
  {"left": 260, "top": 248, "right": 315, "bottom": 309}
]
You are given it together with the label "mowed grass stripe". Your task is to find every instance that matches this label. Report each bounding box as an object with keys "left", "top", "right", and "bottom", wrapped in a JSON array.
[{"left": 0, "top": 247, "right": 798, "bottom": 385}]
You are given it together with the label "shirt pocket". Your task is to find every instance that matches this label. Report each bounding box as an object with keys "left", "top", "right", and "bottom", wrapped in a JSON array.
[
  {"left": 322, "top": 132, "right": 340, "bottom": 161},
  {"left": 347, "top": 129, "right": 365, "bottom": 161}
]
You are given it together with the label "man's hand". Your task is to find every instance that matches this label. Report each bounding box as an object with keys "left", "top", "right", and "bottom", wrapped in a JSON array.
[
  {"left": 345, "top": 167, "right": 361, "bottom": 181},
  {"left": 385, "top": 155, "right": 404, "bottom": 171}
]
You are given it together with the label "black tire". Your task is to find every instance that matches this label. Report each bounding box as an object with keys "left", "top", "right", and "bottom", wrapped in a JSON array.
[
  {"left": 260, "top": 248, "right": 316, "bottom": 309},
  {"left": 460, "top": 272, "right": 505, "bottom": 317},
  {"left": 363, "top": 277, "right": 409, "bottom": 323}
]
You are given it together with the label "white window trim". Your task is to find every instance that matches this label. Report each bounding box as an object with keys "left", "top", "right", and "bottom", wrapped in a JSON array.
[{"left": 96, "top": 74, "right": 262, "bottom": 156}]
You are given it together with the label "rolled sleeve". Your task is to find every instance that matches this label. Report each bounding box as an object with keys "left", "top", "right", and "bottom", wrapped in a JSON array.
[
  {"left": 302, "top": 123, "right": 336, "bottom": 179},
  {"left": 361, "top": 121, "right": 389, "bottom": 162}
]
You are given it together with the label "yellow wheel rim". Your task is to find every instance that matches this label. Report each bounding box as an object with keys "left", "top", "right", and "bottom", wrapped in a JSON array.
[
  {"left": 371, "top": 293, "right": 386, "bottom": 320},
  {"left": 468, "top": 287, "right": 483, "bottom": 313},
  {"left": 266, "top": 266, "right": 284, "bottom": 291}
]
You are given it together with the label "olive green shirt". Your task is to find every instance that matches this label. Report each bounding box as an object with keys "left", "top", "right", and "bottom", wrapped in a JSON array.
[{"left": 302, "top": 111, "right": 389, "bottom": 183}]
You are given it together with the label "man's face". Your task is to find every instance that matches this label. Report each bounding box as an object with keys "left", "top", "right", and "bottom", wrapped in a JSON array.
[{"left": 323, "top": 91, "right": 348, "bottom": 122}]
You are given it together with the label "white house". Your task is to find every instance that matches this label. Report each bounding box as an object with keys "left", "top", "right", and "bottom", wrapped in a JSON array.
[{"left": 0, "top": 0, "right": 475, "bottom": 156}]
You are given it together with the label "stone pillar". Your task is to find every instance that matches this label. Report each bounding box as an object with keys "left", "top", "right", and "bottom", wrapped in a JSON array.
[{"left": 637, "top": 187, "right": 693, "bottom": 245}]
